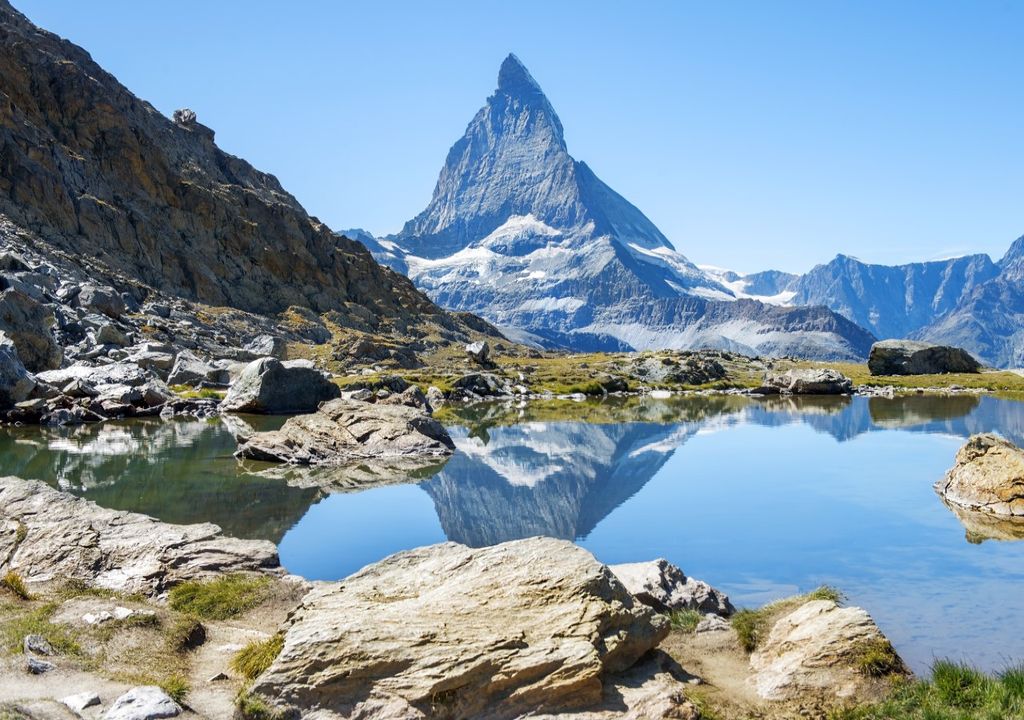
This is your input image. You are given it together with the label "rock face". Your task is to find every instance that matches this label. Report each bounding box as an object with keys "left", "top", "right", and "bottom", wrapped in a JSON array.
[
  {"left": 363, "top": 54, "right": 875, "bottom": 360},
  {"left": 763, "top": 368, "right": 853, "bottom": 395},
  {"left": 0, "top": 288, "right": 61, "bottom": 371},
  {"left": 0, "top": 331, "right": 35, "bottom": 407},
  {"left": 221, "top": 357, "right": 340, "bottom": 414},
  {"left": 104, "top": 686, "right": 181, "bottom": 720},
  {"left": 935, "top": 434, "right": 1024, "bottom": 518},
  {"left": 749, "top": 599, "right": 902, "bottom": 701},
  {"left": 248, "top": 538, "right": 669, "bottom": 720},
  {"left": 235, "top": 398, "right": 455, "bottom": 464},
  {"left": 868, "top": 340, "right": 981, "bottom": 375},
  {"left": 0, "top": 476, "right": 279, "bottom": 595},
  {"left": 608, "top": 558, "right": 734, "bottom": 616}
]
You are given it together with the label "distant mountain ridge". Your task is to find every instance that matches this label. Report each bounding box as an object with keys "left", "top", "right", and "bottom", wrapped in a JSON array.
[{"left": 358, "top": 54, "right": 876, "bottom": 360}]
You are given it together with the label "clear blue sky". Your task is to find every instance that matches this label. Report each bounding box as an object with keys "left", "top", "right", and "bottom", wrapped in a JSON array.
[{"left": 14, "top": 1, "right": 1024, "bottom": 273}]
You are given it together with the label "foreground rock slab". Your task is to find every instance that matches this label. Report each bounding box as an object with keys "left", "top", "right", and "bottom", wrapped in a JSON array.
[
  {"left": 221, "top": 357, "right": 340, "bottom": 414},
  {"left": 104, "top": 686, "right": 180, "bottom": 720},
  {"left": 249, "top": 537, "right": 670, "bottom": 719},
  {"left": 0, "top": 476, "right": 279, "bottom": 595},
  {"left": 936, "top": 434, "right": 1024, "bottom": 518},
  {"left": 609, "top": 558, "right": 734, "bottom": 616},
  {"left": 762, "top": 368, "right": 852, "bottom": 395},
  {"left": 749, "top": 599, "right": 902, "bottom": 701},
  {"left": 868, "top": 339, "right": 981, "bottom": 375},
  {"left": 235, "top": 398, "right": 455, "bottom": 464}
]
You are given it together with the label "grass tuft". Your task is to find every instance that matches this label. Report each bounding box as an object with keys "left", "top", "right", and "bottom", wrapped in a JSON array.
[
  {"left": 806, "top": 585, "right": 845, "bottom": 604},
  {"left": 160, "top": 674, "right": 190, "bottom": 704},
  {"left": 0, "top": 571, "right": 30, "bottom": 601},
  {"left": 731, "top": 608, "right": 768, "bottom": 653},
  {"left": 231, "top": 633, "right": 284, "bottom": 680},
  {"left": 0, "top": 602, "right": 80, "bottom": 655},
  {"left": 236, "top": 692, "right": 282, "bottom": 720},
  {"left": 667, "top": 609, "right": 703, "bottom": 633},
  {"left": 168, "top": 574, "right": 270, "bottom": 620},
  {"left": 853, "top": 638, "right": 905, "bottom": 678}
]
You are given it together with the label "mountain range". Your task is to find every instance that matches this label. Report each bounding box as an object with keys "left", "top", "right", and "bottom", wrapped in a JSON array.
[{"left": 354, "top": 55, "right": 875, "bottom": 360}]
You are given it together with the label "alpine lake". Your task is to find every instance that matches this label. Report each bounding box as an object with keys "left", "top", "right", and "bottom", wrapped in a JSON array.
[{"left": 3, "top": 392, "right": 1023, "bottom": 676}]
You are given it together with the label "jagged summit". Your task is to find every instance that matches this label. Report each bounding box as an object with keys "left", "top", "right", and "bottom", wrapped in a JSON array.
[{"left": 496, "top": 53, "right": 544, "bottom": 98}]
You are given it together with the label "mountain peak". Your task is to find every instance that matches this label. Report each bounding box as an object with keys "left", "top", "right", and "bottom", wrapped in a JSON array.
[{"left": 497, "top": 53, "right": 544, "bottom": 99}]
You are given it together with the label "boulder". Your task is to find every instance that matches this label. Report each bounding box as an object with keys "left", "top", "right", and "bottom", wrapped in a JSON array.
[
  {"left": 63, "top": 692, "right": 102, "bottom": 713},
  {"left": 868, "top": 340, "right": 981, "bottom": 375},
  {"left": 167, "top": 351, "right": 229, "bottom": 387},
  {"left": 451, "top": 371, "right": 510, "bottom": 399},
  {"left": 609, "top": 558, "right": 734, "bottom": 616},
  {"left": 763, "top": 368, "right": 852, "bottom": 395},
  {"left": 94, "top": 322, "right": 131, "bottom": 347},
  {"left": 465, "top": 339, "right": 490, "bottom": 364},
  {"left": 78, "top": 283, "right": 125, "bottom": 318},
  {"left": 245, "top": 334, "right": 287, "bottom": 359},
  {"left": 26, "top": 656, "right": 55, "bottom": 674},
  {"left": 221, "top": 357, "right": 340, "bottom": 414},
  {"left": 104, "top": 686, "right": 181, "bottom": 720},
  {"left": 376, "top": 385, "right": 431, "bottom": 412},
  {"left": 935, "top": 434, "right": 1024, "bottom": 518},
  {"left": 37, "top": 362, "right": 150, "bottom": 389},
  {"left": 0, "top": 476, "right": 279, "bottom": 595},
  {"left": 247, "top": 538, "right": 669, "bottom": 720},
  {"left": 0, "top": 332, "right": 35, "bottom": 408},
  {"left": 235, "top": 398, "right": 454, "bottom": 464},
  {"left": 749, "top": 599, "right": 903, "bottom": 701},
  {"left": 0, "top": 288, "right": 62, "bottom": 371}
]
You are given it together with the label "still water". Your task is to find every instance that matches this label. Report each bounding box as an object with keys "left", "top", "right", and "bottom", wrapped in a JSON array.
[{"left": 2, "top": 393, "right": 1023, "bottom": 674}]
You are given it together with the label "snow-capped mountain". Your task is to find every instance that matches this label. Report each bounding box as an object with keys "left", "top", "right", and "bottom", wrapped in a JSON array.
[{"left": 359, "top": 54, "right": 875, "bottom": 359}]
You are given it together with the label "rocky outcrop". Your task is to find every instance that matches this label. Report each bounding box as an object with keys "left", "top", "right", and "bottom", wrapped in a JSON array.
[
  {"left": 609, "top": 558, "right": 734, "bottom": 616},
  {"left": 868, "top": 340, "right": 981, "bottom": 375},
  {"left": 0, "top": 288, "right": 61, "bottom": 371},
  {"left": 749, "top": 599, "right": 903, "bottom": 701},
  {"left": 935, "top": 434, "right": 1024, "bottom": 518},
  {"left": 235, "top": 398, "right": 454, "bottom": 464},
  {"left": 465, "top": 340, "right": 490, "bottom": 365},
  {"left": 762, "top": 368, "right": 853, "bottom": 395},
  {"left": 0, "top": 331, "right": 34, "bottom": 407},
  {"left": 247, "top": 538, "right": 672, "bottom": 719},
  {"left": 0, "top": 476, "right": 279, "bottom": 595},
  {"left": 221, "top": 357, "right": 340, "bottom": 414},
  {"left": 166, "top": 351, "right": 228, "bottom": 387}
]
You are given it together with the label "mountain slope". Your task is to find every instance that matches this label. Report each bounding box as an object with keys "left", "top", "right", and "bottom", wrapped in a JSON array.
[
  {"left": 0, "top": 1, "right": 482, "bottom": 342},
  {"left": 371, "top": 54, "right": 875, "bottom": 359}
]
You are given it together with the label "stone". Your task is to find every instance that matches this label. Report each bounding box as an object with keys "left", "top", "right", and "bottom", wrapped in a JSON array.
[
  {"left": 749, "top": 599, "right": 903, "bottom": 700},
  {"left": 104, "top": 686, "right": 181, "bottom": 720},
  {"left": 342, "top": 387, "right": 373, "bottom": 402},
  {"left": 127, "top": 350, "right": 175, "bottom": 375},
  {"left": 23, "top": 633, "right": 54, "bottom": 655},
  {"left": 376, "top": 384, "right": 430, "bottom": 412},
  {"left": 935, "top": 434, "right": 1024, "bottom": 518},
  {"left": 63, "top": 692, "right": 102, "bottom": 713},
  {"left": 221, "top": 357, "right": 340, "bottom": 414},
  {"left": 868, "top": 339, "right": 981, "bottom": 376},
  {"left": 0, "top": 288, "right": 62, "bottom": 371},
  {"left": 763, "top": 368, "right": 852, "bottom": 395},
  {"left": 38, "top": 362, "right": 151, "bottom": 390},
  {"left": 451, "top": 371, "right": 510, "bottom": 398},
  {"left": 247, "top": 538, "right": 669, "bottom": 720},
  {"left": 426, "top": 385, "right": 445, "bottom": 407},
  {"left": 0, "top": 476, "right": 280, "bottom": 595},
  {"left": 167, "top": 351, "right": 228, "bottom": 387},
  {"left": 26, "top": 656, "right": 55, "bottom": 674},
  {"left": 62, "top": 378, "right": 99, "bottom": 399},
  {"left": 245, "top": 334, "right": 287, "bottom": 359},
  {"left": 0, "top": 332, "right": 36, "bottom": 408},
  {"left": 78, "top": 284, "right": 125, "bottom": 318},
  {"left": 145, "top": 303, "right": 171, "bottom": 319},
  {"left": 172, "top": 108, "right": 197, "bottom": 126},
  {"left": 609, "top": 559, "right": 734, "bottom": 616},
  {"left": 695, "top": 614, "right": 732, "bottom": 633},
  {"left": 235, "top": 398, "right": 455, "bottom": 464},
  {"left": 94, "top": 322, "right": 130, "bottom": 347},
  {"left": 465, "top": 339, "right": 490, "bottom": 364}
]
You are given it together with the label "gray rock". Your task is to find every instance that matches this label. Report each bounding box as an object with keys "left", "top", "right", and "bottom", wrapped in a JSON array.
[
  {"left": 167, "top": 351, "right": 228, "bottom": 387},
  {"left": 342, "top": 387, "right": 373, "bottom": 402},
  {"left": 235, "top": 398, "right": 455, "bottom": 464},
  {"left": 172, "top": 108, "right": 197, "bottom": 126},
  {"left": 221, "top": 357, "right": 340, "bottom": 414},
  {"left": 127, "top": 350, "right": 175, "bottom": 376},
  {"left": 0, "top": 476, "right": 279, "bottom": 595},
  {"left": 609, "top": 558, "right": 734, "bottom": 616},
  {"left": 0, "top": 251, "right": 32, "bottom": 273},
  {"left": 104, "top": 686, "right": 181, "bottom": 720},
  {"left": 26, "top": 656, "right": 55, "bottom": 674},
  {"left": 62, "top": 378, "right": 99, "bottom": 399},
  {"left": 376, "top": 385, "right": 430, "bottom": 412},
  {"left": 452, "top": 371, "right": 510, "bottom": 398},
  {"left": 38, "top": 362, "right": 151, "bottom": 390},
  {"left": 94, "top": 322, "right": 130, "bottom": 347},
  {"left": 63, "top": 691, "right": 102, "bottom": 713},
  {"left": 244, "top": 334, "right": 287, "bottom": 359},
  {"left": 426, "top": 385, "right": 446, "bottom": 407},
  {"left": 0, "top": 288, "right": 62, "bottom": 371},
  {"left": 695, "top": 614, "right": 732, "bottom": 633},
  {"left": 763, "top": 368, "right": 852, "bottom": 395},
  {"left": 868, "top": 339, "right": 981, "bottom": 375},
  {"left": 465, "top": 339, "right": 490, "bottom": 364},
  {"left": 247, "top": 537, "right": 668, "bottom": 720},
  {"left": 0, "top": 332, "right": 36, "bottom": 408},
  {"left": 23, "top": 633, "right": 54, "bottom": 656},
  {"left": 78, "top": 284, "right": 125, "bottom": 319},
  {"left": 145, "top": 303, "right": 171, "bottom": 319}
]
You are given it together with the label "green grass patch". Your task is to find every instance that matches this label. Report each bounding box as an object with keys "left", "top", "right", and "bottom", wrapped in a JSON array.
[
  {"left": 667, "top": 609, "right": 703, "bottom": 633},
  {"left": 0, "top": 602, "right": 81, "bottom": 655},
  {"left": 853, "top": 638, "right": 905, "bottom": 678},
  {"left": 733, "top": 585, "right": 845, "bottom": 654},
  {"left": 231, "top": 633, "right": 284, "bottom": 680},
  {"left": 160, "top": 674, "right": 190, "bottom": 704},
  {"left": 168, "top": 574, "right": 270, "bottom": 620},
  {"left": 236, "top": 692, "right": 282, "bottom": 720},
  {"left": 830, "top": 660, "right": 1024, "bottom": 719},
  {"left": 0, "top": 571, "right": 29, "bottom": 601},
  {"left": 169, "top": 384, "right": 225, "bottom": 400}
]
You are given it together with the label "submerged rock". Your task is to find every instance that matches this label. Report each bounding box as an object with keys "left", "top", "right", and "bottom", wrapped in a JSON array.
[
  {"left": 749, "top": 599, "right": 904, "bottom": 701},
  {"left": 0, "top": 476, "right": 279, "bottom": 595},
  {"left": 247, "top": 537, "right": 670, "bottom": 720},
  {"left": 868, "top": 339, "right": 981, "bottom": 375},
  {"left": 609, "top": 558, "right": 734, "bottom": 616},
  {"left": 763, "top": 368, "right": 852, "bottom": 395},
  {"left": 936, "top": 434, "right": 1024, "bottom": 518},
  {"left": 221, "top": 357, "right": 340, "bottom": 414},
  {"left": 235, "top": 398, "right": 454, "bottom": 464}
]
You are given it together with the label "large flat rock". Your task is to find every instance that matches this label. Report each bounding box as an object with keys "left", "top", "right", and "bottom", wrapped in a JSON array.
[
  {"left": 0, "top": 476, "right": 279, "bottom": 595},
  {"left": 248, "top": 538, "right": 670, "bottom": 719}
]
